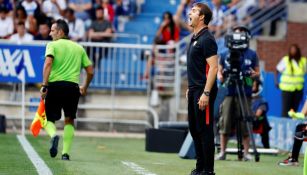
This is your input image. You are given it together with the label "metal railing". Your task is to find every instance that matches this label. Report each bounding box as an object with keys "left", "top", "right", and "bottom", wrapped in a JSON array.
[
  {"left": 0, "top": 34, "right": 188, "bottom": 130},
  {"left": 80, "top": 42, "right": 152, "bottom": 90},
  {"left": 219, "top": 0, "right": 287, "bottom": 37},
  {"left": 0, "top": 40, "right": 169, "bottom": 134},
  {"left": 249, "top": 1, "right": 287, "bottom": 35},
  {"left": 0, "top": 100, "right": 158, "bottom": 128}
]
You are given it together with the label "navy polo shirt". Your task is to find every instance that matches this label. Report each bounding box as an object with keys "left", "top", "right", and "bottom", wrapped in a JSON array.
[
  {"left": 187, "top": 27, "right": 218, "bottom": 89},
  {"left": 219, "top": 48, "right": 259, "bottom": 96}
]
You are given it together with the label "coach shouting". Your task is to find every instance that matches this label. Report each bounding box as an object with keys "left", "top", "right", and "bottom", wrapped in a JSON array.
[{"left": 186, "top": 2, "right": 218, "bottom": 175}]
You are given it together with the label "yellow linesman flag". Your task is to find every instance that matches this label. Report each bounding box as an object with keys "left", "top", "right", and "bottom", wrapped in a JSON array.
[{"left": 30, "top": 99, "right": 47, "bottom": 137}]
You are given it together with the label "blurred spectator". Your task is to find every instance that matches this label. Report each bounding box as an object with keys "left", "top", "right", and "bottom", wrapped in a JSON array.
[
  {"left": 242, "top": 0, "right": 285, "bottom": 36},
  {"left": 275, "top": 44, "right": 307, "bottom": 117},
  {"left": 174, "top": 0, "right": 193, "bottom": 38},
  {"left": 235, "top": 0, "right": 256, "bottom": 22},
  {"left": 154, "top": 11, "right": 180, "bottom": 45},
  {"left": 0, "top": 6, "right": 13, "bottom": 39},
  {"left": 209, "top": 0, "right": 227, "bottom": 38},
  {"left": 65, "top": 8, "right": 85, "bottom": 41},
  {"left": 92, "top": 0, "right": 115, "bottom": 23},
  {"left": 0, "top": 0, "right": 13, "bottom": 16},
  {"left": 143, "top": 11, "right": 180, "bottom": 80},
  {"left": 114, "top": 0, "right": 135, "bottom": 31},
  {"left": 251, "top": 79, "right": 271, "bottom": 148},
  {"left": 10, "top": 21, "right": 33, "bottom": 43},
  {"left": 102, "top": 0, "right": 115, "bottom": 23},
  {"left": 225, "top": 0, "right": 240, "bottom": 9},
  {"left": 15, "top": 5, "right": 38, "bottom": 35},
  {"left": 268, "top": 0, "right": 285, "bottom": 36},
  {"left": 114, "top": 0, "right": 132, "bottom": 17},
  {"left": 222, "top": 11, "right": 237, "bottom": 34},
  {"left": 42, "top": 0, "right": 67, "bottom": 20},
  {"left": 88, "top": 7, "right": 113, "bottom": 66},
  {"left": 20, "top": 0, "right": 40, "bottom": 16},
  {"left": 278, "top": 100, "right": 307, "bottom": 166},
  {"left": 34, "top": 22, "right": 52, "bottom": 40},
  {"left": 68, "top": 0, "right": 92, "bottom": 23},
  {"left": 88, "top": 7, "right": 112, "bottom": 42}
]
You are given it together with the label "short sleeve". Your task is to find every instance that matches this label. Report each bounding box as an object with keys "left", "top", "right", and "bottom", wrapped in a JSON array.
[
  {"left": 81, "top": 48, "right": 92, "bottom": 68},
  {"left": 45, "top": 42, "right": 55, "bottom": 58},
  {"left": 58, "top": 0, "right": 67, "bottom": 10},
  {"left": 202, "top": 36, "right": 217, "bottom": 59},
  {"left": 106, "top": 21, "right": 112, "bottom": 29},
  {"left": 276, "top": 57, "right": 285, "bottom": 72},
  {"left": 302, "top": 57, "right": 307, "bottom": 73},
  {"left": 89, "top": 21, "right": 95, "bottom": 30},
  {"left": 258, "top": 101, "right": 268, "bottom": 113},
  {"left": 253, "top": 52, "right": 259, "bottom": 67},
  {"left": 219, "top": 50, "right": 228, "bottom": 65}
]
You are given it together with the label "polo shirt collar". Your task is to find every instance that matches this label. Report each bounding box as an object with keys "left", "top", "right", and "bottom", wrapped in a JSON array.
[{"left": 192, "top": 27, "right": 208, "bottom": 40}]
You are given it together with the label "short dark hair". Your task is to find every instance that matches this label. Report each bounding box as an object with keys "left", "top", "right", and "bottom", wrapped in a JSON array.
[
  {"left": 96, "top": 7, "right": 104, "bottom": 11},
  {"left": 40, "top": 21, "right": 51, "bottom": 29},
  {"left": 0, "top": 6, "right": 8, "bottom": 13},
  {"left": 65, "top": 7, "right": 74, "bottom": 15},
  {"left": 17, "top": 21, "right": 25, "bottom": 26},
  {"left": 55, "top": 19, "right": 69, "bottom": 36},
  {"left": 194, "top": 3, "right": 212, "bottom": 25}
]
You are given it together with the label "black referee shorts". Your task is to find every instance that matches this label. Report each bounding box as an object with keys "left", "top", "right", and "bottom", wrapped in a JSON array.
[{"left": 45, "top": 81, "right": 80, "bottom": 122}]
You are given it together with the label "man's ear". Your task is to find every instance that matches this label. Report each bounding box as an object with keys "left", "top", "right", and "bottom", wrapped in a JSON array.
[
  {"left": 199, "top": 14, "right": 205, "bottom": 22},
  {"left": 59, "top": 29, "right": 65, "bottom": 37}
]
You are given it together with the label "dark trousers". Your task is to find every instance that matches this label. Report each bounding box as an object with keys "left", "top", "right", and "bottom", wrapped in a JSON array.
[
  {"left": 188, "top": 88, "right": 216, "bottom": 172},
  {"left": 292, "top": 123, "right": 306, "bottom": 160},
  {"left": 260, "top": 132, "right": 270, "bottom": 148},
  {"left": 281, "top": 90, "right": 303, "bottom": 117}
]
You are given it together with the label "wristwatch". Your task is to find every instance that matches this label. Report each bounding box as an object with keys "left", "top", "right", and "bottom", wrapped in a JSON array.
[{"left": 203, "top": 90, "right": 210, "bottom": 96}]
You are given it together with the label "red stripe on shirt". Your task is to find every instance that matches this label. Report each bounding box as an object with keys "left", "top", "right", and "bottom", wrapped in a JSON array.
[{"left": 205, "top": 64, "right": 210, "bottom": 125}]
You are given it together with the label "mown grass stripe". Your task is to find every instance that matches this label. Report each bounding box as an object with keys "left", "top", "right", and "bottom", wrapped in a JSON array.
[{"left": 17, "top": 135, "right": 53, "bottom": 175}]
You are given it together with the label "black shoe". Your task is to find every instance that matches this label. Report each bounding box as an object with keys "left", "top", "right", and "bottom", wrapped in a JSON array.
[
  {"left": 203, "top": 171, "right": 215, "bottom": 175},
  {"left": 49, "top": 135, "right": 59, "bottom": 158},
  {"left": 294, "top": 131, "right": 306, "bottom": 140},
  {"left": 190, "top": 169, "right": 203, "bottom": 175},
  {"left": 62, "top": 153, "right": 70, "bottom": 161}
]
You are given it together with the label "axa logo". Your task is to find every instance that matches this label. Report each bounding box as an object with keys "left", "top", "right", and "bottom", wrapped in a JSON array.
[{"left": 0, "top": 49, "right": 35, "bottom": 80}]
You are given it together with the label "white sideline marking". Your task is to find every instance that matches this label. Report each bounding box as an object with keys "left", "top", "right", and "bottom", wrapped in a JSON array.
[
  {"left": 122, "top": 161, "right": 157, "bottom": 175},
  {"left": 17, "top": 135, "right": 53, "bottom": 175}
]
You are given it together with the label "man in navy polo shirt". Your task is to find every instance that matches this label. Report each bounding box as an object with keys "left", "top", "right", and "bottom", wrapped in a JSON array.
[
  {"left": 216, "top": 26, "right": 260, "bottom": 161},
  {"left": 186, "top": 2, "right": 218, "bottom": 175}
]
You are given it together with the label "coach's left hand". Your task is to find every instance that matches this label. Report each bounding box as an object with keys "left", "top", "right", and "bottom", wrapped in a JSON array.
[{"left": 198, "top": 94, "right": 209, "bottom": 110}]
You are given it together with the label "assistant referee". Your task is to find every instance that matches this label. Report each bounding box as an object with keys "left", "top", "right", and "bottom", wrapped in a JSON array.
[
  {"left": 186, "top": 3, "right": 218, "bottom": 175},
  {"left": 40, "top": 19, "right": 93, "bottom": 161}
]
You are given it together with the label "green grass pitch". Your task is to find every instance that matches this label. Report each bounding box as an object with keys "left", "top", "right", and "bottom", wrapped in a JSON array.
[{"left": 0, "top": 133, "right": 303, "bottom": 175}]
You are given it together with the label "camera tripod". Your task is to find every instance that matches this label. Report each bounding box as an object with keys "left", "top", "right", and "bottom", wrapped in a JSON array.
[{"left": 227, "top": 74, "right": 260, "bottom": 162}]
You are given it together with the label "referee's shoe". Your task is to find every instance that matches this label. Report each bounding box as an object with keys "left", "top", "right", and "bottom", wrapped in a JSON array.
[
  {"left": 190, "top": 169, "right": 215, "bottom": 175},
  {"left": 49, "top": 135, "right": 59, "bottom": 158}
]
